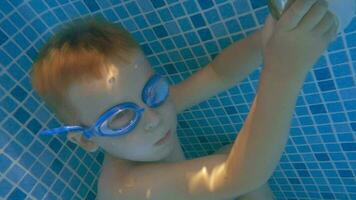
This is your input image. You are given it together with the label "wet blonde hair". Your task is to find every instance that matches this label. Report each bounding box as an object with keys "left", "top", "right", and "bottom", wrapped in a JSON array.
[{"left": 30, "top": 16, "right": 141, "bottom": 123}]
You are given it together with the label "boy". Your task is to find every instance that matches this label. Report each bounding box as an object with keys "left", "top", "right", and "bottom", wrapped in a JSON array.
[{"left": 30, "top": 0, "right": 337, "bottom": 199}]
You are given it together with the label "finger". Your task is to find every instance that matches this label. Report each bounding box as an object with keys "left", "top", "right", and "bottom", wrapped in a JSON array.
[
  {"left": 299, "top": 0, "right": 329, "bottom": 31},
  {"left": 278, "top": 0, "right": 318, "bottom": 31},
  {"left": 323, "top": 17, "right": 339, "bottom": 42},
  {"left": 312, "top": 11, "right": 336, "bottom": 35}
]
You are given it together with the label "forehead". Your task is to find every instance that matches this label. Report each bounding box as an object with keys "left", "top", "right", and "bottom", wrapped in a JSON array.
[{"left": 67, "top": 50, "right": 153, "bottom": 125}]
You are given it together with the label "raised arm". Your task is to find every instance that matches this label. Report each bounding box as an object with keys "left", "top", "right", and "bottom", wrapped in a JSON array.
[{"left": 225, "top": 0, "right": 338, "bottom": 184}]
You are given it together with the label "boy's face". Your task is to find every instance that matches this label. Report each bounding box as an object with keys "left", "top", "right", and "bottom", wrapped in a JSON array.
[{"left": 66, "top": 50, "right": 178, "bottom": 162}]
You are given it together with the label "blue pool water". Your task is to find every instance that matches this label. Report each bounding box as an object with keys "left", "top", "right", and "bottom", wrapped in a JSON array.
[{"left": 0, "top": 0, "right": 355, "bottom": 199}]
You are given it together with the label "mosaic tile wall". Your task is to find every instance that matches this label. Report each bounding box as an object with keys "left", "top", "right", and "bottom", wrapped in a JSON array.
[{"left": 0, "top": 0, "right": 355, "bottom": 199}]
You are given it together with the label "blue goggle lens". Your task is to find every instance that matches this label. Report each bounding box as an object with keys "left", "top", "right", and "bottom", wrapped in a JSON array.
[{"left": 142, "top": 74, "right": 169, "bottom": 107}]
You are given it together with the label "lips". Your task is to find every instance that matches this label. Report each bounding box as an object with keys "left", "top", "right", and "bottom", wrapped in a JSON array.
[{"left": 154, "top": 130, "right": 171, "bottom": 146}]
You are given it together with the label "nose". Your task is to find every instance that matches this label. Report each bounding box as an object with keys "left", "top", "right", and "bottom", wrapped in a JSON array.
[{"left": 143, "top": 108, "right": 162, "bottom": 131}]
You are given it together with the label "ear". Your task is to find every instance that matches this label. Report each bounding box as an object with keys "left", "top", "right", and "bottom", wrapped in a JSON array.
[{"left": 67, "top": 132, "right": 99, "bottom": 152}]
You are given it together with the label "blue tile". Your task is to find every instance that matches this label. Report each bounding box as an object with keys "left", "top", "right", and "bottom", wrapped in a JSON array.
[
  {"left": 3, "top": 118, "right": 20, "bottom": 137},
  {"left": 50, "top": 159, "right": 64, "bottom": 174},
  {"left": 53, "top": 7, "right": 69, "bottom": 21},
  {"left": 329, "top": 51, "right": 348, "bottom": 65},
  {"left": 49, "top": 138, "right": 62, "bottom": 153},
  {"left": 0, "top": 154, "right": 12, "bottom": 173},
  {"left": 192, "top": 46, "right": 206, "bottom": 57},
  {"left": 205, "top": 41, "right": 219, "bottom": 53},
  {"left": 163, "top": 63, "right": 177, "bottom": 74},
  {"left": 0, "top": 179, "right": 13, "bottom": 198},
  {"left": 9, "top": 12, "right": 26, "bottom": 29},
  {"left": 145, "top": 11, "right": 160, "bottom": 25},
  {"left": 338, "top": 170, "right": 353, "bottom": 177},
  {"left": 255, "top": 7, "right": 269, "bottom": 25},
  {"left": 8, "top": 188, "right": 26, "bottom": 200},
  {"left": 218, "top": 3, "right": 235, "bottom": 18},
  {"left": 318, "top": 80, "right": 336, "bottom": 91},
  {"left": 309, "top": 104, "right": 327, "bottom": 114},
  {"left": 18, "top": 4, "right": 36, "bottom": 20},
  {"left": 250, "top": 0, "right": 267, "bottom": 9},
  {"left": 153, "top": 25, "right": 168, "bottom": 38},
  {"left": 136, "top": 0, "right": 154, "bottom": 12},
  {"left": 341, "top": 142, "right": 356, "bottom": 152},
  {"left": 6, "top": 165, "right": 25, "bottom": 183},
  {"left": 190, "top": 14, "right": 206, "bottom": 28},
  {"left": 339, "top": 88, "right": 356, "bottom": 100},
  {"left": 345, "top": 17, "right": 356, "bottom": 33},
  {"left": 183, "top": 0, "right": 199, "bottom": 14},
  {"left": 1, "top": 97, "right": 18, "bottom": 112},
  {"left": 52, "top": 179, "right": 65, "bottom": 195},
  {"left": 332, "top": 63, "right": 351, "bottom": 77},
  {"left": 0, "top": 29, "right": 8, "bottom": 46},
  {"left": 141, "top": 43, "right": 153, "bottom": 55},
  {"left": 180, "top": 48, "right": 193, "bottom": 59},
  {"left": 126, "top": 1, "right": 141, "bottom": 15},
  {"left": 197, "top": 28, "right": 212, "bottom": 41},
  {"left": 184, "top": 31, "right": 200, "bottom": 45},
  {"left": 133, "top": 16, "right": 147, "bottom": 29},
  {"left": 14, "top": 107, "right": 30, "bottom": 124},
  {"left": 95, "top": 0, "right": 111, "bottom": 9},
  {"left": 84, "top": 0, "right": 100, "bottom": 12},
  {"left": 149, "top": 41, "right": 163, "bottom": 53},
  {"left": 198, "top": 0, "right": 214, "bottom": 10},
  {"left": 314, "top": 68, "right": 331, "bottom": 80},
  {"left": 31, "top": 183, "right": 46, "bottom": 199},
  {"left": 346, "top": 32, "right": 356, "bottom": 48},
  {"left": 41, "top": 169, "right": 56, "bottom": 187},
  {"left": 233, "top": 0, "right": 251, "bottom": 14},
  {"left": 23, "top": 26, "right": 38, "bottom": 42},
  {"left": 61, "top": 187, "right": 75, "bottom": 199},
  {"left": 19, "top": 174, "right": 36, "bottom": 193},
  {"left": 351, "top": 122, "right": 356, "bottom": 131},
  {"left": 321, "top": 192, "right": 335, "bottom": 199},
  {"left": 3, "top": 41, "right": 21, "bottom": 59},
  {"left": 204, "top": 9, "right": 220, "bottom": 24},
  {"left": 165, "top": 21, "right": 180, "bottom": 35},
  {"left": 239, "top": 14, "right": 256, "bottom": 29},
  {"left": 211, "top": 23, "right": 227, "bottom": 37},
  {"left": 26, "top": 118, "right": 42, "bottom": 135},
  {"left": 225, "top": 19, "right": 241, "bottom": 33},
  {"left": 0, "top": 51, "right": 12, "bottom": 67},
  {"left": 11, "top": 86, "right": 28, "bottom": 102},
  {"left": 73, "top": 1, "right": 90, "bottom": 15},
  {"left": 29, "top": 0, "right": 48, "bottom": 14},
  {"left": 336, "top": 76, "right": 355, "bottom": 88},
  {"left": 42, "top": 12, "right": 59, "bottom": 27},
  {"left": 158, "top": 8, "right": 173, "bottom": 21},
  {"left": 0, "top": 1, "right": 14, "bottom": 14},
  {"left": 151, "top": 0, "right": 165, "bottom": 8},
  {"left": 327, "top": 36, "right": 345, "bottom": 52},
  {"left": 314, "top": 56, "right": 327, "bottom": 68},
  {"left": 7, "top": 64, "right": 25, "bottom": 81},
  {"left": 122, "top": 18, "right": 137, "bottom": 32},
  {"left": 170, "top": 3, "right": 185, "bottom": 18},
  {"left": 178, "top": 17, "right": 193, "bottom": 31}
]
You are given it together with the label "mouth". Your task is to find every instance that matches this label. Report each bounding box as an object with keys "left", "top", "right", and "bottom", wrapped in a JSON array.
[{"left": 154, "top": 130, "right": 171, "bottom": 146}]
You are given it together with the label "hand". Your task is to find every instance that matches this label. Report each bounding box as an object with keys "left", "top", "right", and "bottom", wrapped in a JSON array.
[
  {"left": 263, "top": 0, "right": 339, "bottom": 75},
  {"left": 261, "top": 14, "right": 276, "bottom": 49}
]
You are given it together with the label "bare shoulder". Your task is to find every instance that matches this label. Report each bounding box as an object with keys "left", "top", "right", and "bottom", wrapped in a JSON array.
[
  {"left": 214, "top": 143, "right": 233, "bottom": 155},
  {"left": 97, "top": 155, "right": 136, "bottom": 200}
]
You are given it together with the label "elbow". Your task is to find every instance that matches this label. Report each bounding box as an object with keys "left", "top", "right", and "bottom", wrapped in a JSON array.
[{"left": 220, "top": 165, "right": 268, "bottom": 198}]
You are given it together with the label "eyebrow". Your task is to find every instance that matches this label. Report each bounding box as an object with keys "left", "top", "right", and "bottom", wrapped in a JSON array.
[{"left": 77, "top": 69, "right": 152, "bottom": 128}]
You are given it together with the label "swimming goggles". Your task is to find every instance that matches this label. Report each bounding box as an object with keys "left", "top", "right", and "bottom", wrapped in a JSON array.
[{"left": 39, "top": 73, "right": 169, "bottom": 139}]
